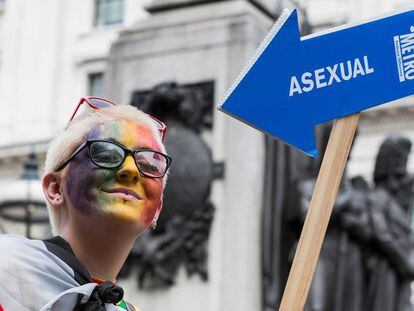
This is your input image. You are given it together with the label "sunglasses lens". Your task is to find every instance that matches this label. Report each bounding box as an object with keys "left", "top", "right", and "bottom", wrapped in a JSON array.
[
  {"left": 135, "top": 151, "right": 168, "bottom": 177},
  {"left": 90, "top": 141, "right": 124, "bottom": 168},
  {"left": 89, "top": 98, "right": 114, "bottom": 108}
]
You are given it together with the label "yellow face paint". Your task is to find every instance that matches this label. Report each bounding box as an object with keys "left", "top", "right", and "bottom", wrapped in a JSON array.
[{"left": 65, "top": 119, "right": 163, "bottom": 225}]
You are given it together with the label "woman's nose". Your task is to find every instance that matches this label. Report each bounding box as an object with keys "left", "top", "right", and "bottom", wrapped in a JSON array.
[{"left": 116, "top": 155, "right": 140, "bottom": 183}]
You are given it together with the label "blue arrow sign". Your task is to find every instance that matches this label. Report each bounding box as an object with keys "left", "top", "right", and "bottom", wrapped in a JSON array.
[{"left": 219, "top": 8, "right": 414, "bottom": 157}]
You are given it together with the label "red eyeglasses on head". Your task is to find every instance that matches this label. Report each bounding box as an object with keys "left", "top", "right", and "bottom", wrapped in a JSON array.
[{"left": 69, "top": 96, "right": 167, "bottom": 142}]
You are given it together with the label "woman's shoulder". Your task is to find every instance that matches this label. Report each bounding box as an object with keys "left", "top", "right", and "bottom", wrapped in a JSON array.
[
  {"left": 0, "top": 234, "right": 80, "bottom": 310},
  {"left": 0, "top": 234, "right": 45, "bottom": 259},
  {"left": 0, "top": 233, "right": 36, "bottom": 245}
]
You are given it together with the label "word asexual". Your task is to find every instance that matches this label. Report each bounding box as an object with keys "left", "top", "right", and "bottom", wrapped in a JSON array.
[{"left": 289, "top": 56, "right": 375, "bottom": 97}]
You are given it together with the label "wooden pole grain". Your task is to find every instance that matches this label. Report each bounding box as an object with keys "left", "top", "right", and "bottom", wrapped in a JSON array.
[{"left": 279, "top": 113, "right": 360, "bottom": 311}]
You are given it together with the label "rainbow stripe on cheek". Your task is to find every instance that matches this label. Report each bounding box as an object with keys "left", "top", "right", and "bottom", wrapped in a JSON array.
[
  {"left": 65, "top": 150, "right": 106, "bottom": 215},
  {"left": 140, "top": 202, "right": 158, "bottom": 224},
  {"left": 65, "top": 123, "right": 118, "bottom": 215},
  {"left": 65, "top": 119, "right": 161, "bottom": 224}
]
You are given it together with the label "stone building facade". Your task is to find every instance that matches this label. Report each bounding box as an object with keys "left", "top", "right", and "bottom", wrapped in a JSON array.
[{"left": 0, "top": 0, "right": 414, "bottom": 310}]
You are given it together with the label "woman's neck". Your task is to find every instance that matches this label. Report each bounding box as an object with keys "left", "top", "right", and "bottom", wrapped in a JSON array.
[{"left": 62, "top": 217, "right": 139, "bottom": 281}]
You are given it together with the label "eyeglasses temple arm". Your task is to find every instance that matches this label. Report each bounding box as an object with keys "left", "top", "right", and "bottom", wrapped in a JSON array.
[
  {"left": 55, "top": 141, "right": 87, "bottom": 172},
  {"left": 69, "top": 98, "right": 85, "bottom": 122}
]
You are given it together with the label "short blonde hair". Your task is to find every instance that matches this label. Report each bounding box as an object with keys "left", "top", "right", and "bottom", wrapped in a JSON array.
[{"left": 44, "top": 105, "right": 168, "bottom": 235}]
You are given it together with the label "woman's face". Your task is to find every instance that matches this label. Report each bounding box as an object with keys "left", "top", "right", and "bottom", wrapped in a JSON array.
[{"left": 63, "top": 119, "right": 163, "bottom": 227}]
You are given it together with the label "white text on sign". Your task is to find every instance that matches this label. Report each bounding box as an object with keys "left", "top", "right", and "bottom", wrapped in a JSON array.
[
  {"left": 289, "top": 56, "right": 375, "bottom": 97},
  {"left": 394, "top": 26, "right": 414, "bottom": 82}
]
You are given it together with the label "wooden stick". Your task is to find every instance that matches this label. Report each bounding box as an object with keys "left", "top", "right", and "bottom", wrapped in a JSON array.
[{"left": 279, "top": 113, "right": 360, "bottom": 311}]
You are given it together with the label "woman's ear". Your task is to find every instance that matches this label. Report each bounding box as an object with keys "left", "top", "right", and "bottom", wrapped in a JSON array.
[{"left": 42, "top": 173, "right": 65, "bottom": 208}]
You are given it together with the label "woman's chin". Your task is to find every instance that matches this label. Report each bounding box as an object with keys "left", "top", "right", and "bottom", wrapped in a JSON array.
[{"left": 99, "top": 202, "right": 143, "bottom": 221}]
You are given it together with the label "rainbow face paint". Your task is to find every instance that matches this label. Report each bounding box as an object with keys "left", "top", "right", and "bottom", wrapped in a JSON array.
[{"left": 64, "top": 119, "right": 163, "bottom": 225}]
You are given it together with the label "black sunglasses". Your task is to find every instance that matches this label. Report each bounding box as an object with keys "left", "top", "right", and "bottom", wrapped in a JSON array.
[{"left": 56, "top": 140, "right": 172, "bottom": 178}]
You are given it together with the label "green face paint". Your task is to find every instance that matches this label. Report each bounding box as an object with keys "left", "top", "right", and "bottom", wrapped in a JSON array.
[{"left": 65, "top": 119, "right": 163, "bottom": 225}]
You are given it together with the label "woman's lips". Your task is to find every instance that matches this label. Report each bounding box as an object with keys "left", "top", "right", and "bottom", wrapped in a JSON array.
[{"left": 102, "top": 188, "right": 141, "bottom": 202}]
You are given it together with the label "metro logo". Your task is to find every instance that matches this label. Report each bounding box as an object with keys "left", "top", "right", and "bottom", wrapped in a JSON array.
[{"left": 394, "top": 26, "right": 414, "bottom": 82}]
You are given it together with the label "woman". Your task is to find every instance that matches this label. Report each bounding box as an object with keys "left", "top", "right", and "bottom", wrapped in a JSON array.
[{"left": 0, "top": 97, "right": 171, "bottom": 310}]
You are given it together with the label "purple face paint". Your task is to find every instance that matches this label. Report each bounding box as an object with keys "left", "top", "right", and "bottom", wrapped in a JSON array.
[
  {"left": 64, "top": 119, "right": 163, "bottom": 225},
  {"left": 64, "top": 144, "right": 112, "bottom": 215}
]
